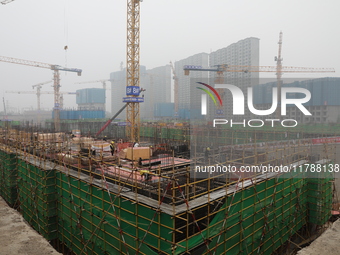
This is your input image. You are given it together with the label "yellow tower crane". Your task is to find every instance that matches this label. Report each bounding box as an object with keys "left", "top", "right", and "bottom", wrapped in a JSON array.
[
  {"left": 31, "top": 80, "right": 53, "bottom": 119},
  {"left": 184, "top": 62, "right": 334, "bottom": 118},
  {"left": 95, "top": 0, "right": 144, "bottom": 138},
  {"left": 0, "top": 56, "right": 82, "bottom": 131},
  {"left": 1, "top": 0, "right": 15, "bottom": 4},
  {"left": 184, "top": 64, "right": 335, "bottom": 76},
  {"left": 6, "top": 90, "right": 77, "bottom": 110},
  {"left": 275, "top": 31, "right": 284, "bottom": 118},
  {"left": 125, "top": 0, "right": 142, "bottom": 143},
  {"left": 75, "top": 79, "right": 111, "bottom": 90},
  {"left": 6, "top": 90, "right": 77, "bottom": 125},
  {"left": 2, "top": 97, "right": 7, "bottom": 120}
]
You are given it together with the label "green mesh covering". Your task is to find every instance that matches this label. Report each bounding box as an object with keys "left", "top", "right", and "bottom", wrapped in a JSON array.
[{"left": 0, "top": 147, "right": 334, "bottom": 254}]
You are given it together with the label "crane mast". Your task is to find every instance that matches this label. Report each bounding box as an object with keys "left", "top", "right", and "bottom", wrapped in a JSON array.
[
  {"left": 126, "top": 0, "right": 141, "bottom": 142},
  {"left": 31, "top": 80, "right": 52, "bottom": 125},
  {"left": 2, "top": 97, "right": 6, "bottom": 120},
  {"left": 275, "top": 31, "right": 283, "bottom": 118},
  {"left": 170, "top": 61, "right": 179, "bottom": 116}
]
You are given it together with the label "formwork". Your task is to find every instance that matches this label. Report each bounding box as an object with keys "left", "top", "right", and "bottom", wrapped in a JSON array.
[
  {"left": 17, "top": 158, "right": 58, "bottom": 240},
  {"left": 0, "top": 127, "right": 336, "bottom": 255}
]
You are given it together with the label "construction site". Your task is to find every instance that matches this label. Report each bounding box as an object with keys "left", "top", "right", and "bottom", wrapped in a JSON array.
[
  {"left": 0, "top": 123, "right": 339, "bottom": 254},
  {"left": 1, "top": 0, "right": 340, "bottom": 255}
]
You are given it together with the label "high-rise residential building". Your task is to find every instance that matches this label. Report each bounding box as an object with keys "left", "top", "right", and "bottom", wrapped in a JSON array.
[
  {"left": 109, "top": 37, "right": 259, "bottom": 122},
  {"left": 209, "top": 37, "right": 260, "bottom": 120},
  {"left": 254, "top": 77, "right": 340, "bottom": 124},
  {"left": 141, "top": 65, "right": 172, "bottom": 119},
  {"left": 110, "top": 66, "right": 146, "bottom": 121},
  {"left": 76, "top": 88, "right": 105, "bottom": 110},
  {"left": 175, "top": 53, "right": 209, "bottom": 119},
  {"left": 110, "top": 68, "right": 126, "bottom": 120}
]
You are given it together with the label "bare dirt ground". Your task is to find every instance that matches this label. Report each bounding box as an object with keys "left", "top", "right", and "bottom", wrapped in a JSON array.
[
  {"left": 0, "top": 196, "right": 61, "bottom": 255},
  {"left": 297, "top": 219, "right": 340, "bottom": 255}
]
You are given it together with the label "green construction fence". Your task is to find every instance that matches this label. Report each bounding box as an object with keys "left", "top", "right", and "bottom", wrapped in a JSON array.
[{"left": 0, "top": 147, "right": 334, "bottom": 255}]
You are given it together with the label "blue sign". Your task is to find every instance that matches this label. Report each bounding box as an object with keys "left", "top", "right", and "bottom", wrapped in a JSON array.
[
  {"left": 183, "top": 65, "right": 202, "bottom": 70},
  {"left": 123, "top": 97, "right": 144, "bottom": 103},
  {"left": 117, "top": 122, "right": 131, "bottom": 126},
  {"left": 126, "top": 86, "right": 140, "bottom": 96}
]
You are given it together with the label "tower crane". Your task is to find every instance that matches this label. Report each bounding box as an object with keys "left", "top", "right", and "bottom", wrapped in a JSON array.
[
  {"left": 170, "top": 61, "right": 179, "bottom": 117},
  {"left": 275, "top": 31, "right": 283, "bottom": 91},
  {"left": 6, "top": 90, "right": 76, "bottom": 125},
  {"left": 184, "top": 31, "right": 335, "bottom": 118},
  {"left": 75, "top": 79, "right": 111, "bottom": 90},
  {"left": 1, "top": 0, "right": 15, "bottom": 4},
  {"left": 31, "top": 80, "right": 53, "bottom": 117},
  {"left": 95, "top": 0, "right": 144, "bottom": 139},
  {"left": 184, "top": 63, "right": 334, "bottom": 116},
  {"left": 2, "top": 97, "right": 7, "bottom": 121},
  {"left": 274, "top": 31, "right": 283, "bottom": 117},
  {"left": 0, "top": 56, "right": 82, "bottom": 131},
  {"left": 184, "top": 64, "right": 335, "bottom": 76},
  {"left": 125, "top": 0, "right": 143, "bottom": 143},
  {"left": 75, "top": 79, "right": 112, "bottom": 113},
  {"left": 6, "top": 90, "right": 77, "bottom": 110}
]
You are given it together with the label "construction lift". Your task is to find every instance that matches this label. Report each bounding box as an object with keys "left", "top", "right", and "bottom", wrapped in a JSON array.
[{"left": 0, "top": 56, "right": 82, "bottom": 131}]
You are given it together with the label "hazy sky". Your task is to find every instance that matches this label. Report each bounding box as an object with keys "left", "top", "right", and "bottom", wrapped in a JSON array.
[{"left": 1, "top": 0, "right": 339, "bottom": 113}]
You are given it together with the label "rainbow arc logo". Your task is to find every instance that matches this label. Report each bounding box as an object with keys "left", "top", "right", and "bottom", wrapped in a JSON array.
[{"left": 196, "top": 82, "right": 223, "bottom": 115}]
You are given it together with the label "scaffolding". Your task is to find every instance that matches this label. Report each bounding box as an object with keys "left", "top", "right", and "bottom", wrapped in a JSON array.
[{"left": 0, "top": 125, "right": 337, "bottom": 254}]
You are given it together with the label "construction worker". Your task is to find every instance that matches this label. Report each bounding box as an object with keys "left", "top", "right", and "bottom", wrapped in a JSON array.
[
  {"left": 140, "top": 170, "right": 151, "bottom": 181},
  {"left": 138, "top": 157, "right": 143, "bottom": 167},
  {"left": 205, "top": 147, "right": 210, "bottom": 163},
  {"left": 110, "top": 141, "right": 115, "bottom": 156}
]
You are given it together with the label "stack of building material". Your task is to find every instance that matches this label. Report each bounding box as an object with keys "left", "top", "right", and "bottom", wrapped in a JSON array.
[{"left": 126, "top": 147, "right": 151, "bottom": 160}]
